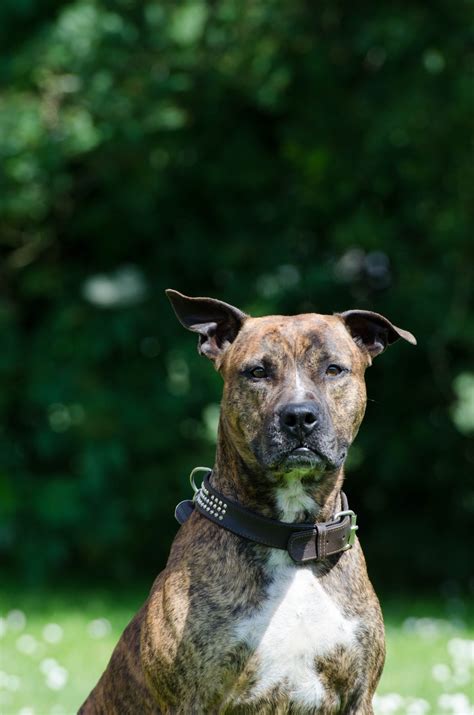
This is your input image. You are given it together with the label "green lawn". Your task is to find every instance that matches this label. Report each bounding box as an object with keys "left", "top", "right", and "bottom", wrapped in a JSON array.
[{"left": 0, "top": 586, "right": 472, "bottom": 715}]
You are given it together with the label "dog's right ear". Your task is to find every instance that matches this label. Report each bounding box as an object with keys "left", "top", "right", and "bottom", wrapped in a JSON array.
[{"left": 166, "top": 289, "right": 248, "bottom": 366}]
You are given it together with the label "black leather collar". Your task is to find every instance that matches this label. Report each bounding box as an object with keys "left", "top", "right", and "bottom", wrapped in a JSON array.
[{"left": 175, "top": 470, "right": 358, "bottom": 564}]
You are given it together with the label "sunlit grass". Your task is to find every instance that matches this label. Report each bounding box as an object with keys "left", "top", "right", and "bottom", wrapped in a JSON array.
[
  {"left": 0, "top": 585, "right": 144, "bottom": 714},
  {"left": 0, "top": 587, "right": 472, "bottom": 714},
  {"left": 375, "top": 598, "right": 473, "bottom": 714}
]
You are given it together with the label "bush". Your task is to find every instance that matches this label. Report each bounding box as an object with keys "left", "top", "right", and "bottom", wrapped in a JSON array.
[{"left": 1, "top": 0, "right": 473, "bottom": 590}]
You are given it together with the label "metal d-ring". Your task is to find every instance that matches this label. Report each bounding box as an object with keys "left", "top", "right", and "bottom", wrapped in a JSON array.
[{"left": 189, "top": 466, "right": 212, "bottom": 496}]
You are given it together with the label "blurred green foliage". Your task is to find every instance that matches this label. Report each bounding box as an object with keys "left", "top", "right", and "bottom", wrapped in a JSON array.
[{"left": 0, "top": 0, "right": 473, "bottom": 590}]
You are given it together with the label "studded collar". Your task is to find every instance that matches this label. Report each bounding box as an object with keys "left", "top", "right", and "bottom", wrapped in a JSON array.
[{"left": 175, "top": 468, "right": 358, "bottom": 564}]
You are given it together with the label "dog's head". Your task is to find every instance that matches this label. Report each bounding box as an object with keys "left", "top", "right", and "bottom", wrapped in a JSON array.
[{"left": 167, "top": 290, "right": 416, "bottom": 481}]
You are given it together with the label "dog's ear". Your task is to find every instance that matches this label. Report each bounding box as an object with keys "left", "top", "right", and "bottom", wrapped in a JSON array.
[
  {"left": 166, "top": 289, "right": 248, "bottom": 365},
  {"left": 337, "top": 309, "right": 416, "bottom": 359}
]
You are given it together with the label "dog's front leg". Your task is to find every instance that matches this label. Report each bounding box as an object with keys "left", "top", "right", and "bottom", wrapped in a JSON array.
[{"left": 78, "top": 605, "right": 161, "bottom": 714}]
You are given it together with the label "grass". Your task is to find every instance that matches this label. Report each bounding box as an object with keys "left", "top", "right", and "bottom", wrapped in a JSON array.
[
  {"left": 374, "top": 598, "right": 473, "bottom": 714},
  {"left": 0, "top": 585, "right": 472, "bottom": 715}
]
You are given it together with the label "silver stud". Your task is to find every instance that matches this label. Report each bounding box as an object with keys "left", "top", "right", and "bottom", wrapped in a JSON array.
[{"left": 219, "top": 515, "right": 223, "bottom": 520}]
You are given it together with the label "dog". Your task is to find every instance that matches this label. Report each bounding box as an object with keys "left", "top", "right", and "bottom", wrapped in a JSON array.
[{"left": 79, "top": 289, "right": 416, "bottom": 714}]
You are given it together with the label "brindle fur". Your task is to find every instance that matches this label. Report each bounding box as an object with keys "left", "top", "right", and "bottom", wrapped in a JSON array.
[{"left": 79, "top": 293, "right": 415, "bottom": 714}]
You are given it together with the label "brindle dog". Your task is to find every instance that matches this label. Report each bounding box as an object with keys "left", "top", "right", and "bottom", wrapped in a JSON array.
[{"left": 79, "top": 290, "right": 416, "bottom": 714}]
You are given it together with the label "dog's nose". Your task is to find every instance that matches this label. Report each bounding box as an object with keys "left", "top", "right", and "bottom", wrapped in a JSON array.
[{"left": 280, "top": 401, "right": 319, "bottom": 439}]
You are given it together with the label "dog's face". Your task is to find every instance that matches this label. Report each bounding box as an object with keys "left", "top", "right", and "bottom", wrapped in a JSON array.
[
  {"left": 167, "top": 290, "right": 416, "bottom": 481},
  {"left": 219, "top": 314, "right": 368, "bottom": 477}
]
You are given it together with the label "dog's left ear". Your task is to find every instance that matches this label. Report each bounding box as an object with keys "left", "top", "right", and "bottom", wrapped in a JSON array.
[
  {"left": 337, "top": 309, "right": 417, "bottom": 359},
  {"left": 166, "top": 289, "right": 248, "bottom": 365}
]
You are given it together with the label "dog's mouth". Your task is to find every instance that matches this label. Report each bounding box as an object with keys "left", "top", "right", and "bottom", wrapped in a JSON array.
[{"left": 278, "top": 446, "right": 327, "bottom": 474}]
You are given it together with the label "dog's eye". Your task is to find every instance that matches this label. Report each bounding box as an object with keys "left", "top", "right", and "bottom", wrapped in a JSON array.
[
  {"left": 326, "top": 364, "right": 343, "bottom": 377},
  {"left": 249, "top": 367, "right": 267, "bottom": 379}
]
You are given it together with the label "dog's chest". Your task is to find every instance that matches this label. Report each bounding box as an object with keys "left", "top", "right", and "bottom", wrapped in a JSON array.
[{"left": 234, "top": 554, "right": 358, "bottom": 708}]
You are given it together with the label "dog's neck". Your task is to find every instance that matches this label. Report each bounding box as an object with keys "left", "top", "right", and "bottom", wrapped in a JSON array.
[{"left": 212, "top": 420, "right": 345, "bottom": 524}]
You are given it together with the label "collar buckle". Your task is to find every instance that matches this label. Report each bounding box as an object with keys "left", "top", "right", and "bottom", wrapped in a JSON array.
[{"left": 334, "top": 509, "right": 358, "bottom": 550}]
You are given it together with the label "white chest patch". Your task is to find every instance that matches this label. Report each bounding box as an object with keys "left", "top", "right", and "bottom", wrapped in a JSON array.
[
  {"left": 235, "top": 552, "right": 358, "bottom": 707},
  {"left": 275, "top": 478, "right": 318, "bottom": 521}
]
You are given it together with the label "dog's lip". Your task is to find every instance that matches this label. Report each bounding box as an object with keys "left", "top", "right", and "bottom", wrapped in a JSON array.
[
  {"left": 285, "top": 446, "right": 327, "bottom": 467},
  {"left": 291, "top": 447, "right": 317, "bottom": 457},
  {"left": 271, "top": 446, "right": 327, "bottom": 475}
]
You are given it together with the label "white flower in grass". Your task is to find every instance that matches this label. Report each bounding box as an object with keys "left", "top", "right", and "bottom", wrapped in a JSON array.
[
  {"left": 42, "top": 623, "right": 63, "bottom": 644},
  {"left": 87, "top": 618, "right": 111, "bottom": 639},
  {"left": 6, "top": 674, "right": 20, "bottom": 691},
  {"left": 45, "top": 666, "right": 68, "bottom": 690},
  {"left": 432, "top": 663, "right": 451, "bottom": 682},
  {"left": 40, "top": 658, "right": 59, "bottom": 675},
  {"left": 438, "top": 693, "right": 472, "bottom": 714},
  {"left": 373, "top": 692, "right": 405, "bottom": 714},
  {"left": 406, "top": 698, "right": 431, "bottom": 714},
  {"left": 402, "top": 617, "right": 417, "bottom": 632},
  {"left": 447, "top": 638, "right": 474, "bottom": 666},
  {"left": 446, "top": 637, "right": 473, "bottom": 686},
  {"left": 402, "top": 616, "right": 456, "bottom": 640},
  {"left": 0, "top": 671, "right": 21, "bottom": 691},
  {"left": 16, "top": 634, "right": 38, "bottom": 655},
  {"left": 453, "top": 668, "right": 471, "bottom": 685},
  {"left": 6, "top": 610, "right": 26, "bottom": 631},
  {"left": 40, "top": 657, "right": 68, "bottom": 689}
]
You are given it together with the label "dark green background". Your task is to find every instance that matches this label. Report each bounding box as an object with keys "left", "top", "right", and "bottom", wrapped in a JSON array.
[{"left": 1, "top": 0, "right": 473, "bottom": 593}]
